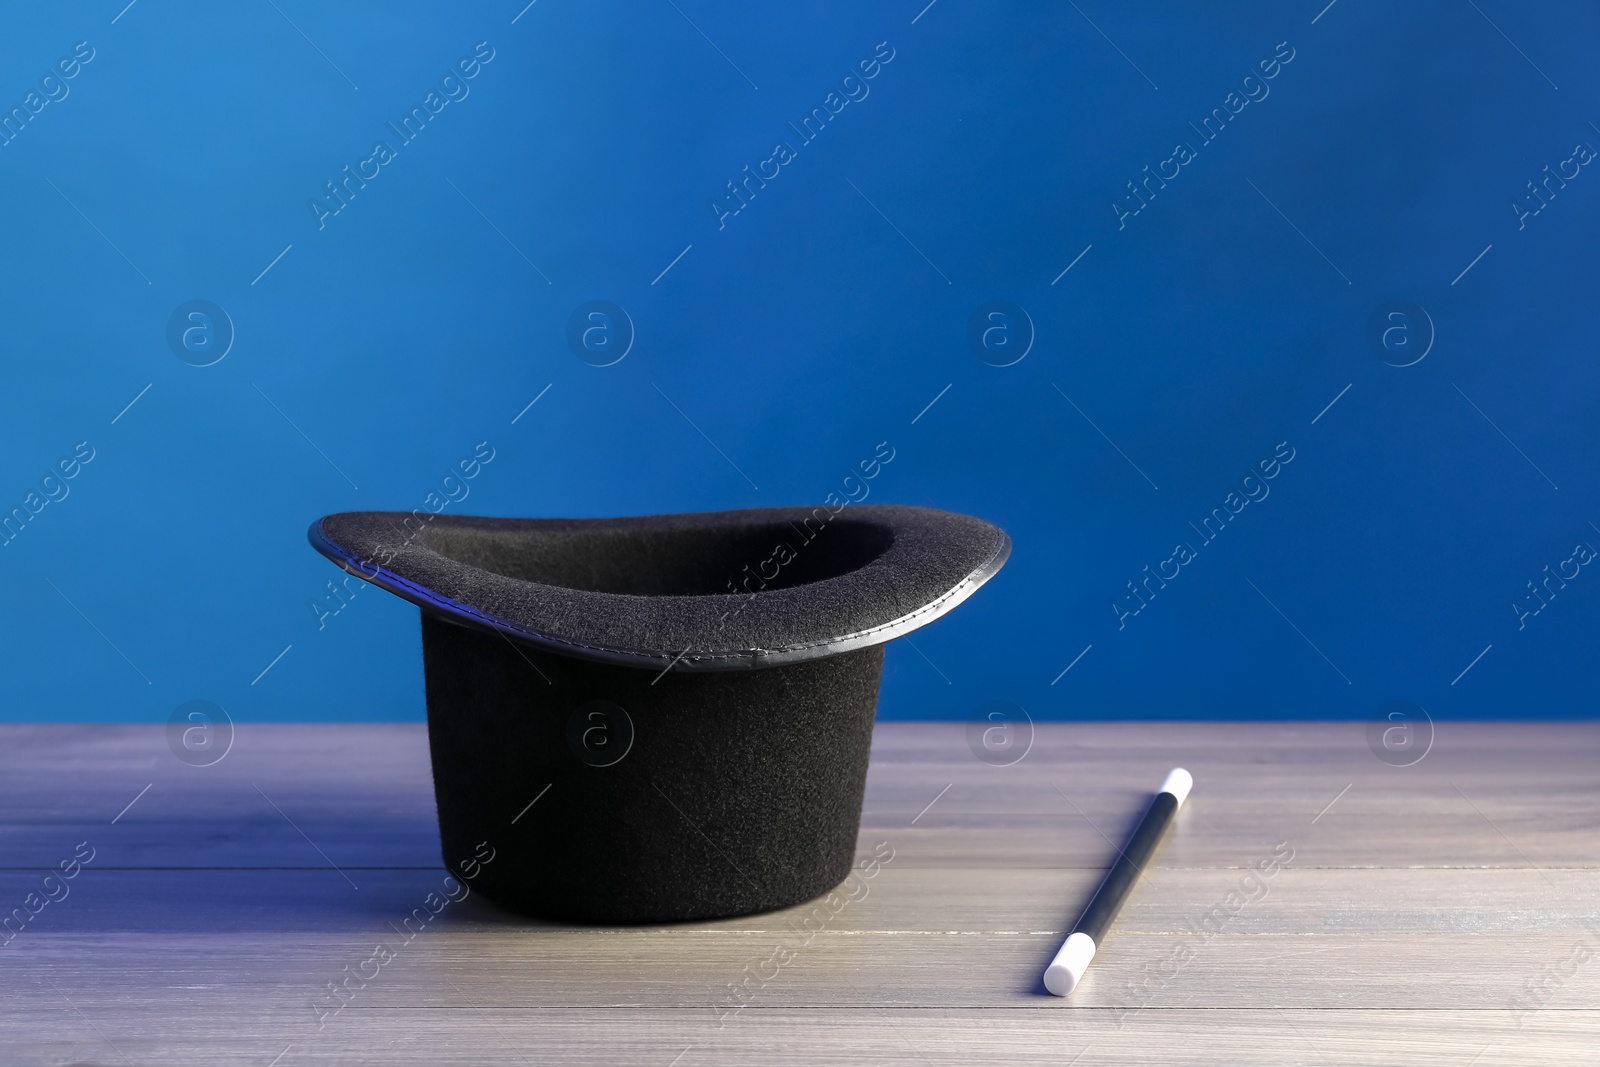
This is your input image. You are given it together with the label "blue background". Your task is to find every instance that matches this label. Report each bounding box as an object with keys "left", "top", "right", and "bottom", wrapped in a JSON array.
[{"left": 2, "top": 0, "right": 1596, "bottom": 723}]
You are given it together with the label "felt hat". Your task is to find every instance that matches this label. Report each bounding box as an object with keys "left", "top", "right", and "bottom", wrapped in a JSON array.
[{"left": 309, "top": 505, "right": 1009, "bottom": 922}]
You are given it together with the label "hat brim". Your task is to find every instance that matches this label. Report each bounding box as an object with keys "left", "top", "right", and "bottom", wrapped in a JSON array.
[{"left": 308, "top": 505, "right": 1009, "bottom": 672}]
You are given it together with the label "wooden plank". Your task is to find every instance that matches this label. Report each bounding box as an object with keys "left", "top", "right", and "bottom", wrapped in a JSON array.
[
  {"left": 2, "top": 723, "right": 1596, "bottom": 868},
  {"left": 2, "top": 869, "right": 1596, "bottom": 1010},
  {"left": 0, "top": 1009, "right": 1594, "bottom": 1066},
  {"left": 4, "top": 867, "right": 1598, "bottom": 938}
]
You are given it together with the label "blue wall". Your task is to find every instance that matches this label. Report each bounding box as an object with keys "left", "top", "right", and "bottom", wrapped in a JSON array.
[{"left": 2, "top": 1, "right": 1596, "bottom": 723}]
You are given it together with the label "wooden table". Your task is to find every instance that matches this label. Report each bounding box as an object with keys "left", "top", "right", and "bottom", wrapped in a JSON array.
[{"left": 2, "top": 722, "right": 1595, "bottom": 1064}]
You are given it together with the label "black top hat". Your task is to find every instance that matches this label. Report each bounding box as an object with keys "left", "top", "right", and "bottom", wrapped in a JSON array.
[{"left": 310, "top": 505, "right": 1009, "bottom": 922}]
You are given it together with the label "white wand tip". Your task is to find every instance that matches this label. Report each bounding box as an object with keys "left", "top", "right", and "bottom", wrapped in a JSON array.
[
  {"left": 1160, "top": 767, "right": 1193, "bottom": 808},
  {"left": 1044, "top": 932, "right": 1096, "bottom": 996}
]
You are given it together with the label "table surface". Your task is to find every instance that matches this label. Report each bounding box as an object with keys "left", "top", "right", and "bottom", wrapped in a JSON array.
[{"left": 1, "top": 721, "right": 1595, "bottom": 1065}]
